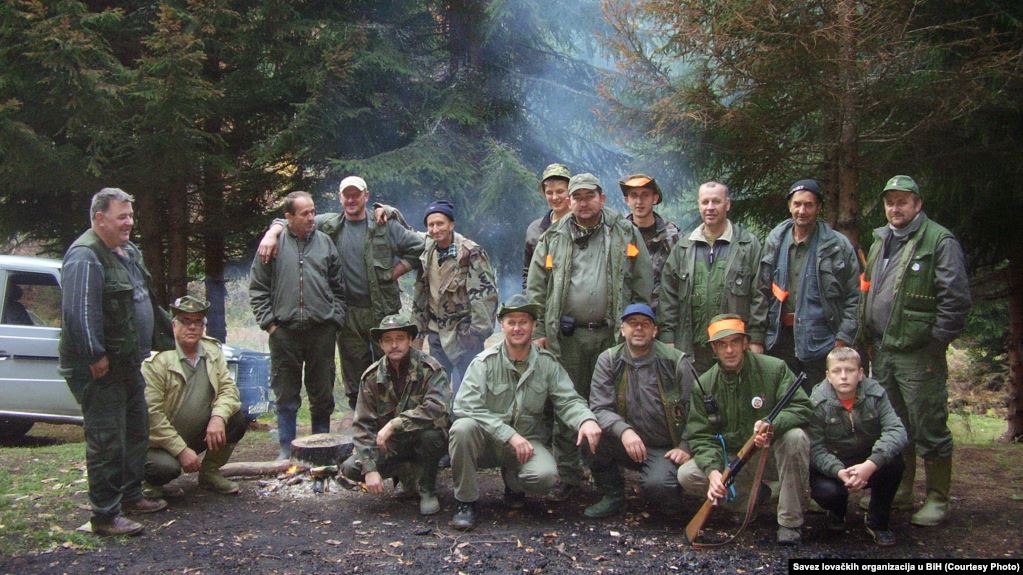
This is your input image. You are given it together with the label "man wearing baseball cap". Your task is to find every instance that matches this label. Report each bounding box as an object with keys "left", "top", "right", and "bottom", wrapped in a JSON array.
[
  {"left": 585, "top": 303, "right": 695, "bottom": 518},
  {"left": 858, "top": 175, "right": 970, "bottom": 526},
  {"left": 757, "top": 179, "right": 860, "bottom": 392},
  {"left": 142, "top": 295, "right": 248, "bottom": 500},
  {"left": 677, "top": 314, "right": 812, "bottom": 544},
  {"left": 256, "top": 176, "right": 424, "bottom": 410},
  {"left": 522, "top": 163, "right": 573, "bottom": 289},
  {"left": 526, "top": 172, "right": 653, "bottom": 501},
  {"left": 619, "top": 174, "right": 681, "bottom": 311},
  {"left": 341, "top": 314, "right": 451, "bottom": 516}
]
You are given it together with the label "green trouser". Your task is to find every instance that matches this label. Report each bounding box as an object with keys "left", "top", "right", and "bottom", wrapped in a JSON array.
[
  {"left": 678, "top": 428, "right": 810, "bottom": 529},
  {"left": 768, "top": 326, "right": 827, "bottom": 394},
  {"left": 338, "top": 305, "right": 381, "bottom": 409},
  {"left": 449, "top": 418, "right": 558, "bottom": 502},
  {"left": 270, "top": 321, "right": 337, "bottom": 442},
  {"left": 64, "top": 357, "right": 149, "bottom": 521},
  {"left": 873, "top": 343, "right": 953, "bottom": 459},
  {"left": 553, "top": 326, "right": 613, "bottom": 486},
  {"left": 340, "top": 428, "right": 447, "bottom": 492},
  {"left": 145, "top": 410, "right": 248, "bottom": 486}
]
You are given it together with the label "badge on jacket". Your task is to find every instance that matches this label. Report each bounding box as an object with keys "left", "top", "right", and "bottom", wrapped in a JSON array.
[{"left": 751, "top": 396, "right": 764, "bottom": 409}]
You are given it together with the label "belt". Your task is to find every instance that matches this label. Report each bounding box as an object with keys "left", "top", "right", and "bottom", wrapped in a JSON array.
[
  {"left": 579, "top": 320, "right": 608, "bottom": 330},
  {"left": 781, "top": 313, "right": 796, "bottom": 327}
]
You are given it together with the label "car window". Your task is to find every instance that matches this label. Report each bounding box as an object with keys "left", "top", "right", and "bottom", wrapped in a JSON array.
[{"left": 3, "top": 272, "right": 61, "bottom": 327}]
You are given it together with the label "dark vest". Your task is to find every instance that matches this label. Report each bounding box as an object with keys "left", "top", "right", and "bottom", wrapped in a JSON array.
[{"left": 607, "top": 341, "right": 691, "bottom": 447}]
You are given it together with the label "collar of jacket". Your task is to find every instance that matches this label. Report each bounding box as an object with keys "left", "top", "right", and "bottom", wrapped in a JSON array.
[
  {"left": 688, "top": 219, "right": 734, "bottom": 244},
  {"left": 874, "top": 211, "right": 928, "bottom": 242},
  {"left": 626, "top": 211, "right": 669, "bottom": 234},
  {"left": 810, "top": 375, "right": 886, "bottom": 407}
]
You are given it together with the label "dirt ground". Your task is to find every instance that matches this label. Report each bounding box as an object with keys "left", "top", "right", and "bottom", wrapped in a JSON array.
[{"left": 1, "top": 421, "right": 1020, "bottom": 575}]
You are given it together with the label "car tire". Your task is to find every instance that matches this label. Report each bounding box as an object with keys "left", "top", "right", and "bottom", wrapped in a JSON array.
[{"left": 0, "top": 418, "right": 33, "bottom": 440}]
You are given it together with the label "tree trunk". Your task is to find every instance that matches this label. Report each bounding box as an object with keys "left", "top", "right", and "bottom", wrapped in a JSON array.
[
  {"left": 1002, "top": 256, "right": 1023, "bottom": 442},
  {"left": 202, "top": 152, "right": 228, "bottom": 343},
  {"left": 134, "top": 189, "right": 168, "bottom": 305},
  {"left": 291, "top": 434, "right": 351, "bottom": 466},
  {"left": 166, "top": 184, "right": 189, "bottom": 302},
  {"left": 833, "top": 0, "right": 861, "bottom": 250}
]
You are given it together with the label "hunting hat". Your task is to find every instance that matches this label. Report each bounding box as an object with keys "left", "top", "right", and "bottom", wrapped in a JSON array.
[
  {"left": 338, "top": 175, "right": 368, "bottom": 193},
  {"left": 170, "top": 295, "right": 210, "bottom": 317},
  {"left": 882, "top": 175, "right": 920, "bottom": 196},
  {"left": 618, "top": 174, "right": 662, "bottom": 205},
  {"left": 424, "top": 199, "right": 455, "bottom": 224},
  {"left": 370, "top": 314, "right": 419, "bottom": 341},
  {"left": 707, "top": 314, "right": 747, "bottom": 343},
  {"left": 539, "top": 163, "right": 571, "bottom": 195},
  {"left": 497, "top": 293, "right": 542, "bottom": 320},
  {"left": 621, "top": 303, "right": 655, "bottom": 322},
  {"left": 786, "top": 179, "right": 823, "bottom": 203},
  {"left": 568, "top": 173, "right": 602, "bottom": 196}
]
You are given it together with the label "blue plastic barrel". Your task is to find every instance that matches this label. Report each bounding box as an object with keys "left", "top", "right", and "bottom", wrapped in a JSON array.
[{"left": 235, "top": 351, "right": 273, "bottom": 419}]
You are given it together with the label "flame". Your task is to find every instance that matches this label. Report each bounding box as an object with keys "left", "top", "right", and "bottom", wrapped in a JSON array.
[{"left": 286, "top": 465, "right": 299, "bottom": 476}]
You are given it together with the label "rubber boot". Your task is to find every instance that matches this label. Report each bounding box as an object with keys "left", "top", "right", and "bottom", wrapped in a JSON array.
[
  {"left": 911, "top": 457, "right": 951, "bottom": 526},
  {"left": 861, "top": 446, "right": 915, "bottom": 511},
  {"left": 584, "top": 466, "right": 625, "bottom": 518},
  {"left": 199, "top": 443, "right": 240, "bottom": 494},
  {"left": 418, "top": 460, "right": 440, "bottom": 516},
  {"left": 311, "top": 413, "right": 331, "bottom": 435},
  {"left": 276, "top": 409, "right": 297, "bottom": 460}
]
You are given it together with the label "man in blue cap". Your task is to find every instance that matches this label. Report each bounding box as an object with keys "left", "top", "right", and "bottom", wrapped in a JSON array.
[
  {"left": 585, "top": 303, "right": 695, "bottom": 518},
  {"left": 757, "top": 179, "right": 860, "bottom": 392}
]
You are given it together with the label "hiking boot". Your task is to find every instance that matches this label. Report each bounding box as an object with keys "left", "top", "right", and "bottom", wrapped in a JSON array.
[
  {"left": 143, "top": 481, "right": 184, "bottom": 499},
  {"left": 825, "top": 510, "right": 845, "bottom": 532},
  {"left": 865, "top": 524, "right": 897, "bottom": 547},
  {"left": 911, "top": 457, "right": 951, "bottom": 527},
  {"left": 91, "top": 516, "right": 144, "bottom": 537},
  {"left": 123, "top": 497, "right": 168, "bottom": 514},
  {"left": 584, "top": 495, "right": 625, "bottom": 519},
  {"left": 503, "top": 486, "right": 526, "bottom": 509},
  {"left": 449, "top": 501, "right": 477, "bottom": 531},
  {"left": 198, "top": 444, "right": 240, "bottom": 494},
  {"left": 419, "top": 491, "right": 440, "bottom": 516},
  {"left": 546, "top": 482, "right": 578, "bottom": 503},
  {"left": 776, "top": 525, "right": 801, "bottom": 545}
]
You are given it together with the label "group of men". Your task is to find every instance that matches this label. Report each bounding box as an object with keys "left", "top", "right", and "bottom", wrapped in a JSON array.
[{"left": 61, "top": 163, "right": 969, "bottom": 546}]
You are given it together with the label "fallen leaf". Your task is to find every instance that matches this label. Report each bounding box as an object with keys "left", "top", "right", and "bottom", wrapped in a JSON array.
[
  {"left": 388, "top": 541, "right": 403, "bottom": 548},
  {"left": 325, "top": 539, "right": 342, "bottom": 546},
  {"left": 609, "top": 531, "right": 621, "bottom": 538}
]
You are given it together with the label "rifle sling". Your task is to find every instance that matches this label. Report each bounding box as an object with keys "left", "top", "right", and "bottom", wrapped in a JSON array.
[{"left": 691, "top": 441, "right": 772, "bottom": 549}]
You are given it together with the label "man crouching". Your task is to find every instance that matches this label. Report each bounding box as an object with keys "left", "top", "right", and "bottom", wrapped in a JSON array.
[
  {"left": 448, "top": 294, "right": 602, "bottom": 530},
  {"left": 341, "top": 315, "right": 451, "bottom": 516}
]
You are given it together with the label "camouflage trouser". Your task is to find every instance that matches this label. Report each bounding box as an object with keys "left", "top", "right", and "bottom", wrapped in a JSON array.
[
  {"left": 341, "top": 428, "right": 447, "bottom": 492},
  {"left": 448, "top": 418, "right": 557, "bottom": 503},
  {"left": 338, "top": 305, "right": 381, "bottom": 409},
  {"left": 767, "top": 326, "right": 827, "bottom": 394},
  {"left": 426, "top": 330, "right": 483, "bottom": 398},
  {"left": 145, "top": 410, "right": 247, "bottom": 486},
  {"left": 553, "top": 326, "right": 614, "bottom": 486},
  {"left": 64, "top": 357, "right": 148, "bottom": 521},
  {"left": 873, "top": 343, "right": 953, "bottom": 459}
]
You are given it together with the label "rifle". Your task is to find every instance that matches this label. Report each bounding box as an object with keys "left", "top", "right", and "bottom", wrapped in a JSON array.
[{"left": 684, "top": 372, "right": 807, "bottom": 546}]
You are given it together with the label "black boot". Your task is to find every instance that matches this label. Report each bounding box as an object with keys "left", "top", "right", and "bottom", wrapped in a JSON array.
[
  {"left": 449, "top": 501, "right": 477, "bottom": 531},
  {"left": 311, "top": 414, "right": 330, "bottom": 435}
]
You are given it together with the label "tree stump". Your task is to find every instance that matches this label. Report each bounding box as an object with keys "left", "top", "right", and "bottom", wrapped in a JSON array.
[{"left": 290, "top": 433, "right": 351, "bottom": 466}]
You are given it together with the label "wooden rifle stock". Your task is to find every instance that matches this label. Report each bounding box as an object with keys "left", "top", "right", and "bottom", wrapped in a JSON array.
[{"left": 683, "top": 372, "right": 808, "bottom": 545}]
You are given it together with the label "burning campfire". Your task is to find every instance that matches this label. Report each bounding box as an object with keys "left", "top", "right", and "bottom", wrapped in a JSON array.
[{"left": 248, "top": 434, "right": 356, "bottom": 498}]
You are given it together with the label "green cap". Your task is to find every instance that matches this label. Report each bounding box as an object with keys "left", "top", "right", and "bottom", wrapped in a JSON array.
[
  {"left": 568, "top": 173, "right": 602, "bottom": 196},
  {"left": 539, "top": 163, "right": 572, "bottom": 195},
  {"left": 370, "top": 314, "right": 419, "bottom": 341},
  {"left": 706, "top": 313, "right": 747, "bottom": 343},
  {"left": 170, "top": 295, "right": 210, "bottom": 316},
  {"left": 497, "top": 294, "right": 542, "bottom": 320},
  {"left": 618, "top": 173, "right": 662, "bottom": 205},
  {"left": 882, "top": 175, "right": 920, "bottom": 196}
]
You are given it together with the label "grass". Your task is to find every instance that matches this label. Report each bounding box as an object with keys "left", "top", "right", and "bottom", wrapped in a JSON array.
[{"left": 948, "top": 412, "right": 1008, "bottom": 445}]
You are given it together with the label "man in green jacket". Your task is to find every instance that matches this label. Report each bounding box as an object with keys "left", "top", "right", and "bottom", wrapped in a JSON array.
[
  {"left": 526, "top": 172, "right": 653, "bottom": 500},
  {"left": 257, "top": 176, "right": 424, "bottom": 410},
  {"left": 341, "top": 315, "right": 451, "bottom": 516},
  {"left": 677, "top": 314, "right": 812, "bottom": 544},
  {"left": 758, "top": 179, "right": 860, "bottom": 392},
  {"left": 60, "top": 187, "right": 172, "bottom": 536},
  {"left": 586, "top": 303, "right": 694, "bottom": 518},
  {"left": 142, "top": 296, "right": 247, "bottom": 501},
  {"left": 859, "top": 175, "right": 970, "bottom": 527},
  {"left": 659, "top": 182, "right": 766, "bottom": 372},
  {"left": 413, "top": 199, "right": 499, "bottom": 393},
  {"left": 620, "top": 174, "right": 681, "bottom": 312},
  {"left": 250, "top": 191, "right": 347, "bottom": 459},
  {"left": 448, "top": 294, "right": 602, "bottom": 530}
]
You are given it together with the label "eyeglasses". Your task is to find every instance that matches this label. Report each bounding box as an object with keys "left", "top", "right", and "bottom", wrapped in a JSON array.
[{"left": 176, "top": 318, "right": 205, "bottom": 328}]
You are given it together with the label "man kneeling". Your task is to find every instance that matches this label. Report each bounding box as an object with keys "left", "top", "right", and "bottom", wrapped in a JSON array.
[
  {"left": 448, "top": 294, "right": 602, "bottom": 530},
  {"left": 143, "top": 296, "right": 247, "bottom": 498},
  {"left": 809, "top": 347, "right": 907, "bottom": 546},
  {"left": 341, "top": 315, "right": 451, "bottom": 516}
]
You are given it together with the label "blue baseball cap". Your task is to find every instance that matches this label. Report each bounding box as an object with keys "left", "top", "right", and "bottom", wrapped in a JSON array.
[{"left": 621, "top": 303, "right": 655, "bottom": 322}]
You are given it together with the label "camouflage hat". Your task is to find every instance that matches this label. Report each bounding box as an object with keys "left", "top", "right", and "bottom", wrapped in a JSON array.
[
  {"left": 618, "top": 173, "right": 662, "bottom": 205},
  {"left": 539, "top": 163, "right": 571, "bottom": 195},
  {"left": 370, "top": 314, "right": 419, "bottom": 341},
  {"left": 568, "top": 173, "right": 602, "bottom": 196},
  {"left": 882, "top": 175, "right": 920, "bottom": 196},
  {"left": 497, "top": 294, "right": 542, "bottom": 320},
  {"left": 706, "top": 313, "right": 747, "bottom": 343},
  {"left": 170, "top": 295, "right": 210, "bottom": 317}
]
